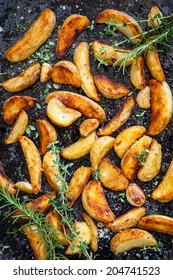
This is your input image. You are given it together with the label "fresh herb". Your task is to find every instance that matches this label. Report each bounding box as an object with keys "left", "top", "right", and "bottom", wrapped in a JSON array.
[
  {"left": 26, "top": 125, "right": 36, "bottom": 136},
  {"left": 44, "top": 84, "right": 52, "bottom": 94},
  {"left": 94, "top": 54, "right": 109, "bottom": 69},
  {"left": 135, "top": 110, "right": 146, "bottom": 118},
  {"left": 87, "top": 20, "right": 95, "bottom": 31},
  {"left": 31, "top": 44, "right": 54, "bottom": 64},
  {"left": 16, "top": 21, "right": 30, "bottom": 32},
  {"left": 35, "top": 103, "right": 42, "bottom": 110},
  {"left": 119, "top": 192, "right": 126, "bottom": 203},
  {"left": 93, "top": 168, "right": 100, "bottom": 180},
  {"left": 141, "top": 241, "right": 164, "bottom": 253},
  {"left": 100, "top": 18, "right": 118, "bottom": 37},
  {"left": 134, "top": 149, "right": 148, "bottom": 166}
]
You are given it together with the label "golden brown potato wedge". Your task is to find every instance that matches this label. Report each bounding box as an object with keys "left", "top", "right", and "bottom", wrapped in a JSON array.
[
  {"left": 97, "top": 95, "right": 135, "bottom": 136},
  {"left": 2, "top": 63, "right": 40, "bottom": 92},
  {"left": 5, "top": 8, "right": 56, "bottom": 62},
  {"left": 79, "top": 118, "right": 99, "bottom": 137},
  {"left": 14, "top": 181, "right": 33, "bottom": 194},
  {"left": 46, "top": 97, "right": 81, "bottom": 127},
  {"left": 136, "top": 86, "right": 151, "bottom": 109},
  {"left": 106, "top": 207, "right": 146, "bottom": 232},
  {"left": 82, "top": 180, "right": 116, "bottom": 223},
  {"left": 36, "top": 119, "right": 57, "bottom": 155},
  {"left": 110, "top": 228, "right": 157, "bottom": 255},
  {"left": 74, "top": 42, "right": 100, "bottom": 102},
  {"left": 138, "top": 214, "right": 173, "bottom": 235},
  {"left": 65, "top": 221, "right": 91, "bottom": 255},
  {"left": 56, "top": 14, "right": 90, "bottom": 59},
  {"left": 52, "top": 60, "right": 81, "bottom": 87},
  {"left": 40, "top": 62, "right": 52, "bottom": 83},
  {"left": 82, "top": 213, "right": 98, "bottom": 252},
  {"left": 2, "top": 95, "right": 37, "bottom": 125},
  {"left": 148, "top": 6, "right": 163, "bottom": 28},
  {"left": 130, "top": 56, "right": 146, "bottom": 89},
  {"left": 19, "top": 136, "right": 42, "bottom": 194},
  {"left": 0, "top": 171, "right": 16, "bottom": 196},
  {"left": 126, "top": 183, "right": 146, "bottom": 206},
  {"left": 90, "top": 136, "right": 115, "bottom": 170},
  {"left": 151, "top": 159, "right": 173, "bottom": 202},
  {"left": 148, "top": 80, "right": 173, "bottom": 136},
  {"left": 61, "top": 131, "right": 98, "bottom": 160},
  {"left": 65, "top": 166, "right": 92, "bottom": 207},
  {"left": 99, "top": 157, "right": 129, "bottom": 191},
  {"left": 94, "top": 73, "right": 130, "bottom": 99},
  {"left": 121, "top": 135, "right": 152, "bottom": 180},
  {"left": 114, "top": 125, "right": 146, "bottom": 158},
  {"left": 4, "top": 110, "right": 28, "bottom": 144},
  {"left": 45, "top": 91, "right": 106, "bottom": 124},
  {"left": 137, "top": 139, "right": 162, "bottom": 182},
  {"left": 95, "top": 9, "right": 143, "bottom": 43}
]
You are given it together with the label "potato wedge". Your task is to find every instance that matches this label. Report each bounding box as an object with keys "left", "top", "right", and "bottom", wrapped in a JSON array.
[
  {"left": 46, "top": 97, "right": 81, "bottom": 127},
  {"left": 95, "top": 9, "right": 143, "bottom": 43},
  {"left": 61, "top": 131, "right": 97, "bottom": 160},
  {"left": 148, "top": 6, "right": 163, "bottom": 28},
  {"left": 136, "top": 86, "right": 151, "bottom": 109},
  {"left": 97, "top": 95, "right": 135, "bottom": 136},
  {"left": 45, "top": 91, "right": 106, "bottom": 123},
  {"left": 110, "top": 228, "right": 157, "bottom": 255},
  {"left": 90, "top": 136, "right": 115, "bottom": 170},
  {"left": 40, "top": 62, "right": 52, "bottom": 83},
  {"left": 94, "top": 73, "right": 130, "bottom": 99},
  {"left": 56, "top": 14, "right": 90, "bottom": 59},
  {"left": 138, "top": 215, "right": 173, "bottom": 235},
  {"left": 148, "top": 80, "right": 173, "bottom": 136},
  {"left": 126, "top": 183, "right": 146, "bottom": 206},
  {"left": 4, "top": 110, "right": 28, "bottom": 144},
  {"left": 82, "top": 180, "right": 116, "bottom": 223},
  {"left": 65, "top": 221, "right": 91, "bottom": 255},
  {"left": 0, "top": 171, "right": 16, "bottom": 196},
  {"left": 82, "top": 213, "right": 98, "bottom": 252},
  {"left": 36, "top": 119, "right": 57, "bottom": 155},
  {"left": 137, "top": 139, "right": 162, "bottom": 182},
  {"left": 51, "top": 60, "right": 81, "bottom": 87},
  {"left": 5, "top": 8, "right": 56, "bottom": 62},
  {"left": 130, "top": 56, "right": 146, "bottom": 89},
  {"left": 2, "top": 63, "right": 40, "bottom": 92},
  {"left": 14, "top": 181, "right": 33, "bottom": 194},
  {"left": 2, "top": 95, "right": 37, "bottom": 125},
  {"left": 65, "top": 166, "right": 92, "bottom": 207},
  {"left": 121, "top": 135, "right": 152, "bottom": 180},
  {"left": 19, "top": 136, "right": 42, "bottom": 194},
  {"left": 99, "top": 157, "right": 129, "bottom": 191},
  {"left": 114, "top": 125, "right": 146, "bottom": 158},
  {"left": 79, "top": 119, "right": 99, "bottom": 137},
  {"left": 106, "top": 207, "right": 146, "bottom": 232},
  {"left": 74, "top": 42, "right": 100, "bottom": 102},
  {"left": 151, "top": 159, "right": 173, "bottom": 202}
]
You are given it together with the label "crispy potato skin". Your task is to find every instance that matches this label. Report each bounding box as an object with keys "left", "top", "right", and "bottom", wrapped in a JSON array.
[
  {"left": 136, "top": 86, "right": 151, "bottom": 109},
  {"left": 82, "top": 213, "right": 98, "bottom": 252},
  {"left": 79, "top": 119, "right": 99, "bottom": 137},
  {"left": 126, "top": 183, "right": 146, "bottom": 206},
  {"left": 145, "top": 47, "right": 165, "bottom": 82},
  {"left": 40, "top": 62, "right": 52, "bottom": 83},
  {"left": 138, "top": 215, "right": 173, "bottom": 235},
  {"left": 14, "top": 181, "right": 33, "bottom": 194},
  {"left": 5, "top": 8, "right": 56, "bottom": 62},
  {"left": 130, "top": 56, "right": 146, "bottom": 89},
  {"left": 0, "top": 171, "right": 16, "bottom": 196},
  {"left": 148, "top": 80, "right": 173, "bottom": 136},
  {"left": 56, "top": 14, "right": 90, "bottom": 59},
  {"left": 148, "top": 6, "right": 163, "bottom": 28}
]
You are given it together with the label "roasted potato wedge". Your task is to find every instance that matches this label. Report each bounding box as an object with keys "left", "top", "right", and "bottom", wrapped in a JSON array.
[
  {"left": 82, "top": 180, "right": 116, "bottom": 223},
  {"left": 121, "top": 135, "right": 152, "bottom": 180},
  {"left": 65, "top": 166, "right": 92, "bottom": 207},
  {"left": 2, "top": 95, "right": 37, "bottom": 125},
  {"left": 79, "top": 118, "right": 99, "bottom": 137},
  {"left": 5, "top": 8, "right": 56, "bottom": 62},
  {"left": 148, "top": 80, "right": 172, "bottom": 136},
  {"left": 99, "top": 157, "right": 129, "bottom": 191},
  {"left": 56, "top": 14, "right": 90, "bottom": 59},
  {"left": 148, "top": 6, "right": 163, "bottom": 28},
  {"left": 14, "top": 181, "right": 33, "bottom": 194},
  {"left": 106, "top": 207, "right": 146, "bottom": 232},
  {"left": 0, "top": 171, "right": 16, "bottom": 196},
  {"left": 95, "top": 9, "right": 143, "bottom": 43},
  {"left": 82, "top": 213, "right": 98, "bottom": 252},
  {"left": 4, "top": 110, "right": 28, "bottom": 144},
  {"left": 46, "top": 97, "right": 81, "bottom": 127},
  {"left": 36, "top": 119, "right": 57, "bottom": 155},
  {"left": 65, "top": 221, "right": 91, "bottom": 255},
  {"left": 23, "top": 225, "right": 48, "bottom": 260},
  {"left": 61, "top": 131, "right": 97, "bottom": 160},
  {"left": 19, "top": 136, "right": 42, "bottom": 194},
  {"left": 138, "top": 214, "right": 173, "bottom": 235},
  {"left": 94, "top": 73, "right": 130, "bottom": 99},
  {"left": 2, "top": 63, "right": 41, "bottom": 92},
  {"left": 130, "top": 56, "right": 146, "bottom": 89},
  {"left": 51, "top": 60, "right": 81, "bottom": 87},
  {"left": 126, "top": 183, "right": 146, "bottom": 206},
  {"left": 97, "top": 95, "right": 135, "bottom": 136},
  {"left": 110, "top": 228, "right": 157, "bottom": 255},
  {"left": 74, "top": 42, "right": 100, "bottom": 102},
  {"left": 136, "top": 86, "right": 151, "bottom": 109},
  {"left": 90, "top": 136, "right": 115, "bottom": 170},
  {"left": 114, "top": 125, "right": 146, "bottom": 158},
  {"left": 40, "top": 62, "right": 52, "bottom": 83},
  {"left": 45, "top": 91, "right": 106, "bottom": 123},
  {"left": 137, "top": 139, "right": 162, "bottom": 182},
  {"left": 151, "top": 159, "right": 173, "bottom": 202}
]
